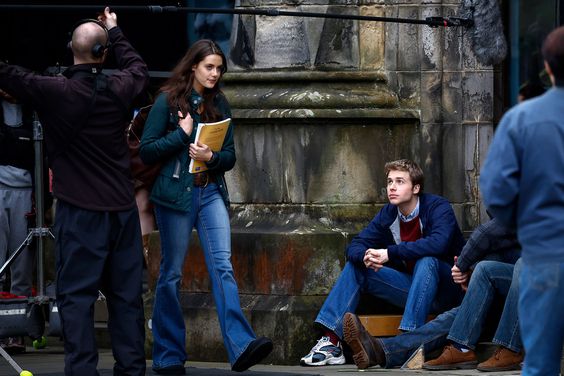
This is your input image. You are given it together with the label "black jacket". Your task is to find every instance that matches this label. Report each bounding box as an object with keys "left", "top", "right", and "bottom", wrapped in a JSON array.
[{"left": 0, "top": 27, "right": 149, "bottom": 210}]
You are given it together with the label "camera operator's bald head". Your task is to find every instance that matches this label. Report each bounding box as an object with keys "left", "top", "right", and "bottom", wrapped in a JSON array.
[{"left": 70, "top": 21, "right": 108, "bottom": 64}]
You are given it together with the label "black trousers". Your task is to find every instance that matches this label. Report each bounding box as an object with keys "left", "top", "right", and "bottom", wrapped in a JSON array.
[{"left": 54, "top": 200, "right": 146, "bottom": 376}]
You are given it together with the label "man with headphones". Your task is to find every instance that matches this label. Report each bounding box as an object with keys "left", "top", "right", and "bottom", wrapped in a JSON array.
[{"left": 0, "top": 7, "right": 149, "bottom": 376}]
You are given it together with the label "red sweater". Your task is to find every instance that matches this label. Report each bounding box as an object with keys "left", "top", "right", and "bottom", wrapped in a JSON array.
[{"left": 400, "top": 215, "right": 421, "bottom": 273}]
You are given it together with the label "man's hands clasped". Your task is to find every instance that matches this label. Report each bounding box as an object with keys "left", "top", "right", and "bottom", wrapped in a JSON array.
[{"left": 363, "top": 248, "right": 389, "bottom": 272}]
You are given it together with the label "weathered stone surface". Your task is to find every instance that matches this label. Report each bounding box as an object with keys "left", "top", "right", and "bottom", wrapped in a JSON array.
[
  {"left": 314, "top": 6, "right": 360, "bottom": 68},
  {"left": 462, "top": 71, "right": 494, "bottom": 123},
  {"left": 441, "top": 71, "right": 463, "bottom": 124},
  {"left": 420, "top": 5, "right": 442, "bottom": 71},
  {"left": 254, "top": 14, "right": 310, "bottom": 68},
  {"left": 359, "top": 5, "right": 385, "bottom": 70},
  {"left": 397, "top": 6, "right": 421, "bottom": 71},
  {"left": 421, "top": 71, "right": 443, "bottom": 123}
]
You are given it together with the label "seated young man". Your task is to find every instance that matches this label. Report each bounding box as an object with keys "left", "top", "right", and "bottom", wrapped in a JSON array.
[
  {"left": 342, "top": 218, "right": 523, "bottom": 371},
  {"left": 301, "top": 159, "right": 465, "bottom": 366}
]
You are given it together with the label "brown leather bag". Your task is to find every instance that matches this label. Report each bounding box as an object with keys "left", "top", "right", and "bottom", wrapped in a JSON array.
[{"left": 127, "top": 105, "right": 162, "bottom": 189}]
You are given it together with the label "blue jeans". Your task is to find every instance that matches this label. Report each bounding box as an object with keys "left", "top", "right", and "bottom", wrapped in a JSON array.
[
  {"left": 315, "top": 256, "right": 462, "bottom": 336},
  {"left": 519, "top": 261, "right": 564, "bottom": 376},
  {"left": 379, "top": 259, "right": 522, "bottom": 368},
  {"left": 448, "top": 260, "right": 522, "bottom": 352},
  {"left": 151, "top": 183, "right": 256, "bottom": 368}
]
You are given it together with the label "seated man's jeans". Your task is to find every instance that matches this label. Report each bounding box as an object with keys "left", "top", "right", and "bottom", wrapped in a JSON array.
[
  {"left": 315, "top": 256, "right": 463, "bottom": 337},
  {"left": 379, "top": 259, "right": 522, "bottom": 368},
  {"left": 519, "top": 260, "right": 564, "bottom": 376},
  {"left": 448, "top": 260, "right": 522, "bottom": 351}
]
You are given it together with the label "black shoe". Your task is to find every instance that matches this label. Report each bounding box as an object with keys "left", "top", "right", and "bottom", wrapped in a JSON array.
[
  {"left": 152, "top": 364, "right": 185, "bottom": 375},
  {"left": 343, "top": 312, "right": 385, "bottom": 369},
  {"left": 232, "top": 337, "right": 273, "bottom": 372}
]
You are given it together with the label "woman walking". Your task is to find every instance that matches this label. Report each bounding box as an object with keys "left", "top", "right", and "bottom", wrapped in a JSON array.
[{"left": 140, "top": 39, "right": 272, "bottom": 375}]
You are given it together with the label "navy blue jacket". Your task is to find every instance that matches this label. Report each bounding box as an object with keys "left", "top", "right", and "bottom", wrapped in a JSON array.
[{"left": 347, "top": 193, "right": 464, "bottom": 267}]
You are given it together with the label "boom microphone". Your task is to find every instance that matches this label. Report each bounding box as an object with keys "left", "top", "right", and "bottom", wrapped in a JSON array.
[
  {"left": 0, "top": 3, "right": 505, "bottom": 65},
  {"left": 459, "top": 0, "right": 507, "bottom": 66}
]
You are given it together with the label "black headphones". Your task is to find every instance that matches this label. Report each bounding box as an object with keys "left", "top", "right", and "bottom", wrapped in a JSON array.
[{"left": 68, "top": 19, "right": 110, "bottom": 58}]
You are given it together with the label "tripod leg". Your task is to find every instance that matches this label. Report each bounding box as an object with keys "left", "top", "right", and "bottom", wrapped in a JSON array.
[
  {"left": 0, "top": 231, "right": 34, "bottom": 280},
  {"left": 0, "top": 345, "right": 24, "bottom": 374}
]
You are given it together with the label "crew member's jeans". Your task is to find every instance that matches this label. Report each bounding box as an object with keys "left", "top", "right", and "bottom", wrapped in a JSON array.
[
  {"left": 315, "top": 256, "right": 463, "bottom": 336},
  {"left": 54, "top": 200, "right": 146, "bottom": 376},
  {"left": 379, "top": 259, "right": 522, "bottom": 368},
  {"left": 152, "top": 183, "right": 256, "bottom": 369},
  {"left": 448, "top": 260, "right": 522, "bottom": 351},
  {"left": 519, "top": 260, "right": 564, "bottom": 376}
]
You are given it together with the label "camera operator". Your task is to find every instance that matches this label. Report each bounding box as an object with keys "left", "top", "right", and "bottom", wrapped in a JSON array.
[
  {"left": 0, "top": 89, "right": 34, "bottom": 354},
  {"left": 0, "top": 7, "right": 149, "bottom": 375}
]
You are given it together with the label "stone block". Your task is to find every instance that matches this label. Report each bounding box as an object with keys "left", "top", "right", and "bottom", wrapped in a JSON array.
[
  {"left": 441, "top": 122, "right": 466, "bottom": 203},
  {"left": 390, "top": 71, "right": 420, "bottom": 107},
  {"left": 229, "top": 14, "right": 256, "bottom": 69},
  {"left": 254, "top": 13, "right": 310, "bottom": 68},
  {"left": 420, "top": 5, "right": 443, "bottom": 71},
  {"left": 420, "top": 71, "right": 443, "bottom": 124},
  {"left": 314, "top": 6, "right": 360, "bottom": 68},
  {"left": 359, "top": 5, "right": 385, "bottom": 70},
  {"left": 441, "top": 71, "right": 463, "bottom": 124},
  {"left": 227, "top": 118, "right": 422, "bottom": 205},
  {"left": 396, "top": 6, "right": 420, "bottom": 71},
  {"left": 442, "top": 5, "right": 463, "bottom": 71},
  {"left": 384, "top": 5, "right": 399, "bottom": 70},
  {"left": 462, "top": 71, "right": 494, "bottom": 123}
]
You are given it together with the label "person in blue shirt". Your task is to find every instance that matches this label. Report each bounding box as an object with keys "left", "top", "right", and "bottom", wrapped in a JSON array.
[
  {"left": 140, "top": 39, "right": 272, "bottom": 375},
  {"left": 480, "top": 26, "right": 564, "bottom": 376},
  {"left": 301, "top": 159, "right": 464, "bottom": 366}
]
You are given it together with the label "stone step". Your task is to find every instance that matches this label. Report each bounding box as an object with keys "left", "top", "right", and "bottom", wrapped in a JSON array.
[{"left": 358, "top": 314, "right": 436, "bottom": 337}]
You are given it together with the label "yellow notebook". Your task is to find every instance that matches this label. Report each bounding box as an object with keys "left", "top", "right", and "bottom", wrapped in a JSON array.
[{"left": 189, "top": 118, "right": 231, "bottom": 173}]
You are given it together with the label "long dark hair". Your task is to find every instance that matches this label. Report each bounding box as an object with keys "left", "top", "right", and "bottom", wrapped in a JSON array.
[{"left": 160, "top": 39, "right": 228, "bottom": 122}]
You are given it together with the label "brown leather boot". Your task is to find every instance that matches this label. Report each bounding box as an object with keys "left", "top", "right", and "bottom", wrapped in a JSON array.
[
  {"left": 343, "top": 312, "right": 385, "bottom": 369},
  {"left": 423, "top": 344, "right": 478, "bottom": 370},
  {"left": 477, "top": 346, "right": 523, "bottom": 372}
]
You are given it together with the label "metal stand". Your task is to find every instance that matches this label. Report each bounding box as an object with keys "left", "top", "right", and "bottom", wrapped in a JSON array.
[{"left": 0, "top": 113, "right": 54, "bottom": 376}]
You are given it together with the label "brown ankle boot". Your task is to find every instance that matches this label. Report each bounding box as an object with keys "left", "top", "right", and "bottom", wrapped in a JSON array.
[
  {"left": 477, "top": 346, "right": 523, "bottom": 372},
  {"left": 423, "top": 344, "right": 478, "bottom": 370},
  {"left": 343, "top": 312, "right": 385, "bottom": 369}
]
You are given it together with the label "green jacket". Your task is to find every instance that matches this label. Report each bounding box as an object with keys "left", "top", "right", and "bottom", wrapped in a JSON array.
[{"left": 139, "top": 91, "right": 236, "bottom": 212}]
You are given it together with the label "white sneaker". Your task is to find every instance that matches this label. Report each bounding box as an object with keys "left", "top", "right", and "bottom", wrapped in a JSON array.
[{"left": 300, "top": 336, "right": 346, "bottom": 366}]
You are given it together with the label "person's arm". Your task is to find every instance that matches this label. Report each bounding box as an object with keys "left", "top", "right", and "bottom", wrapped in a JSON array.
[
  {"left": 99, "top": 7, "right": 149, "bottom": 106},
  {"left": 386, "top": 197, "right": 460, "bottom": 261},
  {"left": 346, "top": 208, "right": 393, "bottom": 264},
  {"left": 479, "top": 110, "right": 521, "bottom": 228},
  {"left": 139, "top": 93, "right": 189, "bottom": 164},
  {"left": 455, "top": 218, "right": 518, "bottom": 272},
  {"left": 0, "top": 63, "right": 63, "bottom": 112}
]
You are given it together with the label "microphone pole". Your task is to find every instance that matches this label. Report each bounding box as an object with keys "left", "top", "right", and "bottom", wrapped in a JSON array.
[{"left": 0, "top": 4, "right": 473, "bottom": 28}]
